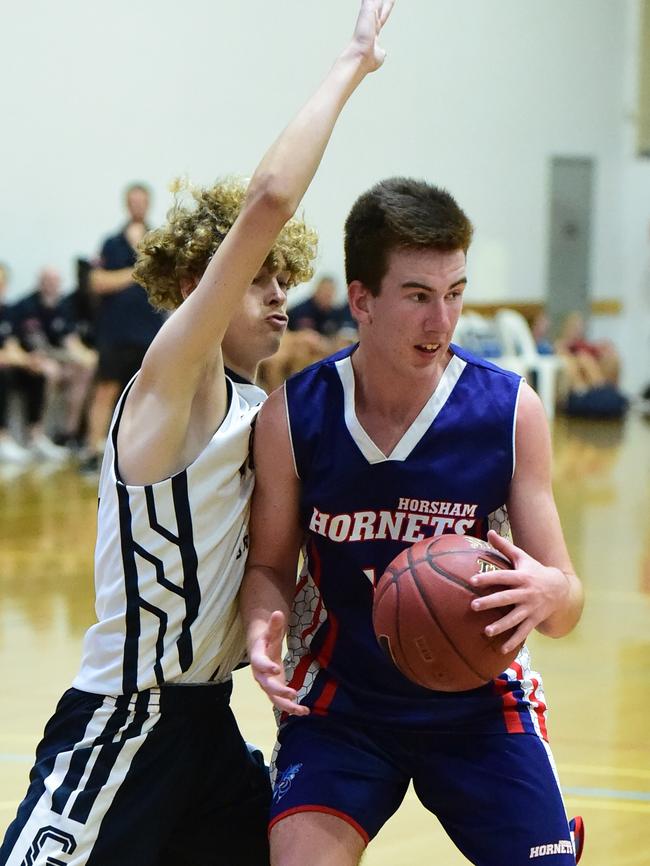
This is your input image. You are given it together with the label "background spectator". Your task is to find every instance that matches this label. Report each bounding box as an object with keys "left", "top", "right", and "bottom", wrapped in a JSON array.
[
  {"left": 81, "top": 183, "right": 165, "bottom": 473},
  {"left": 0, "top": 263, "right": 33, "bottom": 463},
  {"left": 12, "top": 267, "right": 97, "bottom": 450},
  {"left": 555, "top": 311, "right": 628, "bottom": 419},
  {"left": 1, "top": 265, "right": 69, "bottom": 462},
  {"left": 288, "top": 274, "right": 353, "bottom": 338}
]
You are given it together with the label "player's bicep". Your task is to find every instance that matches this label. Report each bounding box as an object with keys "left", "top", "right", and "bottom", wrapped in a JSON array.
[
  {"left": 508, "top": 383, "right": 574, "bottom": 571},
  {"left": 248, "top": 387, "right": 303, "bottom": 579}
]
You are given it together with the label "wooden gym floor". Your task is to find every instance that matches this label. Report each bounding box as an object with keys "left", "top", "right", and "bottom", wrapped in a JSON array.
[{"left": 1, "top": 413, "right": 649, "bottom": 864}]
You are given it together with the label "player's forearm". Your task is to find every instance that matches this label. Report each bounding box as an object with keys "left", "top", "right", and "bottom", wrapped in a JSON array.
[
  {"left": 142, "top": 52, "right": 375, "bottom": 387},
  {"left": 537, "top": 571, "right": 584, "bottom": 638},
  {"left": 247, "top": 48, "right": 370, "bottom": 219},
  {"left": 240, "top": 564, "right": 295, "bottom": 649},
  {"left": 89, "top": 267, "right": 133, "bottom": 294}
]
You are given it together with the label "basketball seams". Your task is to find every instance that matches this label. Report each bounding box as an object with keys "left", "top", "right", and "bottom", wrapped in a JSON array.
[
  {"left": 409, "top": 568, "right": 487, "bottom": 685},
  {"left": 373, "top": 535, "right": 519, "bottom": 691},
  {"left": 388, "top": 549, "right": 433, "bottom": 687},
  {"left": 424, "top": 556, "right": 481, "bottom": 597}
]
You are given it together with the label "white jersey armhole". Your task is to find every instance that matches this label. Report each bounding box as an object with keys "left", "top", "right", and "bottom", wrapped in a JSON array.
[{"left": 512, "top": 377, "right": 524, "bottom": 481}]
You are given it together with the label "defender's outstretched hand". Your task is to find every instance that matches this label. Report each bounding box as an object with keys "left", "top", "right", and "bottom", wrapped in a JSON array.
[
  {"left": 249, "top": 611, "right": 310, "bottom": 717},
  {"left": 469, "top": 530, "right": 572, "bottom": 654},
  {"left": 350, "top": 0, "right": 396, "bottom": 72}
]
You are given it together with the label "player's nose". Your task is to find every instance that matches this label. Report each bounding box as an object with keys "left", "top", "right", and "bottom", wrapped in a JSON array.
[
  {"left": 424, "top": 299, "right": 451, "bottom": 332},
  {"left": 266, "top": 278, "right": 287, "bottom": 307}
]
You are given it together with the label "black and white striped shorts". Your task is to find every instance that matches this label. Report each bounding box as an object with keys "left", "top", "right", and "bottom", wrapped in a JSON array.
[{"left": 0, "top": 682, "right": 271, "bottom": 866}]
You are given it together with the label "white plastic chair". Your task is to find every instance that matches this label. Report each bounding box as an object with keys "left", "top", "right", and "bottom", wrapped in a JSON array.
[
  {"left": 493, "top": 308, "right": 564, "bottom": 421},
  {"left": 452, "top": 313, "right": 524, "bottom": 375}
]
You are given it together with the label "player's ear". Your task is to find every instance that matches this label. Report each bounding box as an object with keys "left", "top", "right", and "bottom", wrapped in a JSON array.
[{"left": 348, "top": 280, "right": 373, "bottom": 325}]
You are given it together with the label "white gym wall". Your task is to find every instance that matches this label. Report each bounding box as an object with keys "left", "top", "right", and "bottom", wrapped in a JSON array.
[{"left": 1, "top": 0, "right": 647, "bottom": 391}]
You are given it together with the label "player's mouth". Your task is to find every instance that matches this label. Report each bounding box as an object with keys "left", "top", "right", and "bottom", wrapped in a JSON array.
[
  {"left": 266, "top": 313, "right": 288, "bottom": 331},
  {"left": 415, "top": 342, "right": 441, "bottom": 355}
]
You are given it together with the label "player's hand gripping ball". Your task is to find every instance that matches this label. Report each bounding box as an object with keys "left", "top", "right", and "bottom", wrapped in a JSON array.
[{"left": 372, "top": 534, "right": 524, "bottom": 691}]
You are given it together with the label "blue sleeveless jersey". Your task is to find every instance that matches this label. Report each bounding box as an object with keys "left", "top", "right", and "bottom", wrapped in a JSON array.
[{"left": 283, "top": 344, "right": 550, "bottom": 736}]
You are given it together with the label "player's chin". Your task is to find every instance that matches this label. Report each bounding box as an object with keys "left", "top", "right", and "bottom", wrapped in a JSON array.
[{"left": 257, "top": 332, "right": 284, "bottom": 362}]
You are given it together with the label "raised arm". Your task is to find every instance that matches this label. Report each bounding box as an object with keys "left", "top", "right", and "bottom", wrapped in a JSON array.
[
  {"left": 118, "top": 0, "right": 395, "bottom": 484},
  {"left": 469, "top": 383, "right": 584, "bottom": 652},
  {"left": 239, "top": 387, "right": 308, "bottom": 715}
]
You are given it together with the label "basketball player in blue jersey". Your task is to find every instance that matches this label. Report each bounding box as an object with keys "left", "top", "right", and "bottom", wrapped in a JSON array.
[
  {"left": 241, "top": 178, "right": 586, "bottom": 865},
  {"left": 0, "top": 4, "right": 396, "bottom": 865}
]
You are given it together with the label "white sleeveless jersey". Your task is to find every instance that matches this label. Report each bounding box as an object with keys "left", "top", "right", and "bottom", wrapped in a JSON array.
[{"left": 73, "top": 375, "right": 265, "bottom": 695}]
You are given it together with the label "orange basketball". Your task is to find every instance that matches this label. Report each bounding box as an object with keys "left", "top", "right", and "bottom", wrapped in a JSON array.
[{"left": 373, "top": 534, "right": 522, "bottom": 691}]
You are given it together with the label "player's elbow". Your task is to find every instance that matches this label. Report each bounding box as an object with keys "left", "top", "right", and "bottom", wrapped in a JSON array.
[{"left": 246, "top": 173, "right": 297, "bottom": 223}]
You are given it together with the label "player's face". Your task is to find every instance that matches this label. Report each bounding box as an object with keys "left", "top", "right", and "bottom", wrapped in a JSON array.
[
  {"left": 222, "top": 266, "right": 290, "bottom": 377},
  {"left": 354, "top": 247, "right": 466, "bottom": 378}
]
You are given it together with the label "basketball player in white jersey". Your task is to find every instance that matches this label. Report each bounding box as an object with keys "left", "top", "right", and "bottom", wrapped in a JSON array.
[{"left": 0, "top": 3, "right": 396, "bottom": 864}]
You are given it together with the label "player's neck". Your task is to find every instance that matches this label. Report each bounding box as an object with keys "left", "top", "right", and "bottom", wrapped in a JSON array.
[
  {"left": 350, "top": 349, "right": 450, "bottom": 455},
  {"left": 351, "top": 345, "right": 449, "bottom": 418},
  {"left": 223, "top": 355, "right": 257, "bottom": 385}
]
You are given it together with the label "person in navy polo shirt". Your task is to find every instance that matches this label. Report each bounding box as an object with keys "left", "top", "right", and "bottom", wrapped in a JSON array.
[{"left": 81, "top": 183, "right": 165, "bottom": 473}]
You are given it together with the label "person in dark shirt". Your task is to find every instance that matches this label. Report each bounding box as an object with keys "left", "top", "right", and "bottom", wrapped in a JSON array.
[
  {"left": 0, "top": 265, "right": 68, "bottom": 464},
  {"left": 288, "top": 274, "right": 351, "bottom": 337},
  {"left": 0, "top": 262, "right": 33, "bottom": 463},
  {"left": 81, "top": 183, "right": 165, "bottom": 472},
  {"left": 12, "top": 267, "right": 97, "bottom": 457}
]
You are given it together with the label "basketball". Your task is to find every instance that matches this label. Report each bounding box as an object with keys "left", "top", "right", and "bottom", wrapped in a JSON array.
[{"left": 373, "top": 534, "right": 522, "bottom": 691}]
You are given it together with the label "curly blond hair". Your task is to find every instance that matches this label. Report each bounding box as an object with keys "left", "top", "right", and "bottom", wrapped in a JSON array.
[{"left": 133, "top": 177, "right": 319, "bottom": 311}]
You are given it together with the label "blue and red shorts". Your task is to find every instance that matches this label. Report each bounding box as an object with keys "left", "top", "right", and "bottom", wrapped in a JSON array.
[{"left": 270, "top": 715, "right": 579, "bottom": 865}]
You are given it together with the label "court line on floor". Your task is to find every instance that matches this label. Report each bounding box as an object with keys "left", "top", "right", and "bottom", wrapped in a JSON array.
[
  {"left": 563, "top": 796, "right": 650, "bottom": 815},
  {"left": 563, "top": 786, "right": 650, "bottom": 802},
  {"left": 559, "top": 762, "right": 650, "bottom": 781}
]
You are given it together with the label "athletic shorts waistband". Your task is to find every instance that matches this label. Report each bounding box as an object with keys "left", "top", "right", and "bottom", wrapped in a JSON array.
[{"left": 67, "top": 680, "right": 233, "bottom": 714}]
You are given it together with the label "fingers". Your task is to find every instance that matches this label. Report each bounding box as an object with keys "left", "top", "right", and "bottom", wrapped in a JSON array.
[
  {"left": 499, "top": 622, "right": 531, "bottom": 655},
  {"left": 471, "top": 587, "right": 521, "bottom": 612},
  {"left": 253, "top": 672, "right": 309, "bottom": 716},
  {"left": 266, "top": 609, "right": 287, "bottom": 645},
  {"left": 487, "top": 529, "right": 523, "bottom": 561},
  {"left": 379, "top": 0, "right": 395, "bottom": 28}
]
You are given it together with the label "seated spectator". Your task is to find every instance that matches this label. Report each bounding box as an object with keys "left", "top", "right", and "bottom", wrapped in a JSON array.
[
  {"left": 0, "top": 262, "right": 33, "bottom": 463},
  {"left": 530, "top": 310, "right": 555, "bottom": 356},
  {"left": 556, "top": 310, "right": 621, "bottom": 385},
  {"left": 12, "top": 267, "right": 96, "bottom": 456},
  {"left": 288, "top": 274, "right": 352, "bottom": 338},
  {"left": 1, "top": 265, "right": 67, "bottom": 462},
  {"left": 555, "top": 310, "right": 627, "bottom": 419},
  {"left": 258, "top": 328, "right": 332, "bottom": 393}
]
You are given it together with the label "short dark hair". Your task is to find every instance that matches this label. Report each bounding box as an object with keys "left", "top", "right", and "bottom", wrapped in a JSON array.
[{"left": 344, "top": 177, "right": 473, "bottom": 295}]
